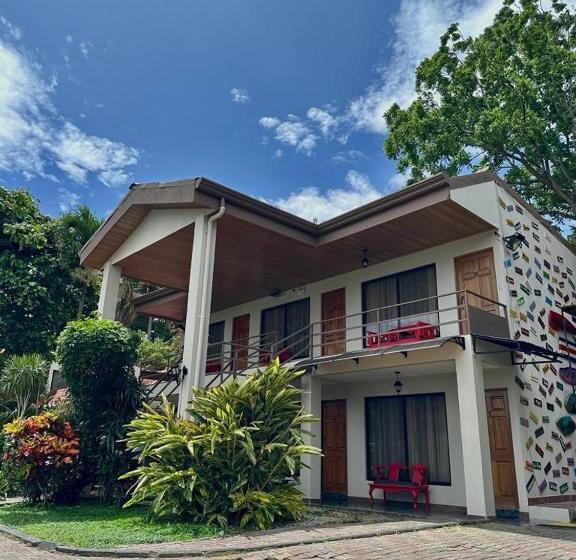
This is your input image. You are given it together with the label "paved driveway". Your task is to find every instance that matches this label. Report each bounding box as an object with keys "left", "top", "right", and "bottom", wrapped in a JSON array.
[
  {"left": 1, "top": 523, "right": 576, "bottom": 559},
  {"left": 212, "top": 524, "right": 576, "bottom": 560}
]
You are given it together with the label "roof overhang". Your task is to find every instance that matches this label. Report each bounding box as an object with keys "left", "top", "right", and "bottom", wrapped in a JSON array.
[{"left": 80, "top": 171, "right": 499, "bottom": 313}]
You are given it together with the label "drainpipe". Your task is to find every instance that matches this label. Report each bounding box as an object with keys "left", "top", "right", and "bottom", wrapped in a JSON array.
[{"left": 191, "top": 198, "right": 226, "bottom": 390}]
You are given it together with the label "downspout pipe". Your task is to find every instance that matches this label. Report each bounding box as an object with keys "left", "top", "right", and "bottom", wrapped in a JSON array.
[{"left": 191, "top": 198, "right": 226, "bottom": 390}]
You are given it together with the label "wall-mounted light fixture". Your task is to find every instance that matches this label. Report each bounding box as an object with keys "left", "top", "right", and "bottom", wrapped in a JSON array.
[
  {"left": 503, "top": 232, "right": 527, "bottom": 252},
  {"left": 361, "top": 249, "right": 369, "bottom": 269},
  {"left": 394, "top": 371, "right": 403, "bottom": 395}
]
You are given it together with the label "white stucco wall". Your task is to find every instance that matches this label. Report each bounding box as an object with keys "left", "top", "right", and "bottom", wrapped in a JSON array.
[{"left": 321, "top": 370, "right": 466, "bottom": 508}]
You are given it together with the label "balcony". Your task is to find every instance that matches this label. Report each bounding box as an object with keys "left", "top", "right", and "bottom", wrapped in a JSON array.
[{"left": 204, "top": 290, "right": 509, "bottom": 386}]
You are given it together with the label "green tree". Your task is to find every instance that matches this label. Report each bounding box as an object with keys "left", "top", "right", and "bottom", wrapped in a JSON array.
[
  {"left": 0, "top": 188, "right": 82, "bottom": 355},
  {"left": 56, "top": 205, "right": 102, "bottom": 319},
  {"left": 384, "top": 0, "right": 576, "bottom": 226},
  {"left": 56, "top": 318, "right": 142, "bottom": 501}
]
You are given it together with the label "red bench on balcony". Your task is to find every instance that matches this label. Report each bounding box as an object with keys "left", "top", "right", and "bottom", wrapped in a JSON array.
[
  {"left": 366, "top": 322, "right": 438, "bottom": 349},
  {"left": 368, "top": 464, "right": 429, "bottom": 512}
]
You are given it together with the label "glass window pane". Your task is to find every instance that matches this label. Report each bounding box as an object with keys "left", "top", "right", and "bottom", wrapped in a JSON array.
[
  {"left": 364, "top": 276, "right": 399, "bottom": 335},
  {"left": 398, "top": 266, "right": 438, "bottom": 326},
  {"left": 207, "top": 321, "right": 225, "bottom": 360},
  {"left": 366, "top": 397, "right": 406, "bottom": 479},
  {"left": 405, "top": 394, "right": 451, "bottom": 484}
]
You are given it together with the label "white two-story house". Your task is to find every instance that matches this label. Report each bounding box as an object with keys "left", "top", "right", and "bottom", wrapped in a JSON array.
[{"left": 79, "top": 170, "right": 576, "bottom": 522}]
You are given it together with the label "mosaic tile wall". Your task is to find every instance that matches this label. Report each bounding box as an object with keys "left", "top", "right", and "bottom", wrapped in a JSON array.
[{"left": 498, "top": 188, "right": 576, "bottom": 499}]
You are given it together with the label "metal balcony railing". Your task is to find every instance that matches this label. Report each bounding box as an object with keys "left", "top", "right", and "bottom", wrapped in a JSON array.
[{"left": 204, "top": 290, "right": 508, "bottom": 388}]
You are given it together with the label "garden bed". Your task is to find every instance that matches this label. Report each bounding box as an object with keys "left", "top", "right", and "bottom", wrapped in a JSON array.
[{"left": 0, "top": 502, "right": 394, "bottom": 549}]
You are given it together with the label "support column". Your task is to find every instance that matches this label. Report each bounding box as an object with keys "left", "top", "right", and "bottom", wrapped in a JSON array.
[
  {"left": 97, "top": 261, "right": 121, "bottom": 320},
  {"left": 455, "top": 338, "right": 495, "bottom": 517},
  {"left": 178, "top": 214, "right": 209, "bottom": 416},
  {"left": 300, "top": 373, "right": 322, "bottom": 500}
]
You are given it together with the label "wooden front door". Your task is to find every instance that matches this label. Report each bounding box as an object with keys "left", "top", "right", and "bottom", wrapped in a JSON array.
[
  {"left": 485, "top": 388, "right": 518, "bottom": 509},
  {"left": 232, "top": 314, "right": 250, "bottom": 371},
  {"left": 321, "top": 400, "right": 348, "bottom": 497},
  {"left": 455, "top": 248, "right": 498, "bottom": 333},
  {"left": 321, "top": 288, "right": 346, "bottom": 356}
]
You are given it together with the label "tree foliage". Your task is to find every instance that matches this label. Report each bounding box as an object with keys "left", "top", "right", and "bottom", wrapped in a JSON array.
[
  {"left": 56, "top": 205, "right": 102, "bottom": 319},
  {"left": 122, "top": 360, "right": 321, "bottom": 529},
  {"left": 56, "top": 318, "right": 142, "bottom": 500},
  {"left": 0, "top": 188, "right": 99, "bottom": 355},
  {"left": 384, "top": 0, "right": 576, "bottom": 226}
]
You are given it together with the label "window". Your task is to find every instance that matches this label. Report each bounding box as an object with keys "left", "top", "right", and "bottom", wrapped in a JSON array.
[
  {"left": 362, "top": 265, "right": 438, "bottom": 342},
  {"left": 207, "top": 321, "right": 225, "bottom": 363},
  {"left": 261, "top": 298, "right": 310, "bottom": 358},
  {"left": 365, "top": 393, "right": 451, "bottom": 485}
]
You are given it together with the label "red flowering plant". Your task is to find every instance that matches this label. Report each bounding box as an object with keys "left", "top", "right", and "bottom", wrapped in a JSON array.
[{"left": 2, "top": 412, "right": 81, "bottom": 503}]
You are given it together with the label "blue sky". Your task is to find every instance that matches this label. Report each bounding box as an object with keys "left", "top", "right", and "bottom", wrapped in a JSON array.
[{"left": 0, "top": 0, "right": 503, "bottom": 221}]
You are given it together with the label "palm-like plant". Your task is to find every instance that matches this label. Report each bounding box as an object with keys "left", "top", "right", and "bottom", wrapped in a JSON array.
[
  {"left": 57, "top": 205, "right": 102, "bottom": 319},
  {"left": 0, "top": 354, "right": 48, "bottom": 418}
]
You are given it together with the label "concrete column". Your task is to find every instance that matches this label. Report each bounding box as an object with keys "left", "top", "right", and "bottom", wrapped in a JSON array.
[
  {"left": 300, "top": 373, "right": 322, "bottom": 500},
  {"left": 455, "top": 337, "right": 495, "bottom": 517},
  {"left": 97, "top": 261, "right": 121, "bottom": 320},
  {"left": 178, "top": 214, "right": 209, "bottom": 416},
  {"left": 193, "top": 219, "right": 219, "bottom": 386}
]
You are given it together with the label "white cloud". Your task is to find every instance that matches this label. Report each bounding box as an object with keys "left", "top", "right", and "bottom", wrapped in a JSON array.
[
  {"left": 331, "top": 149, "right": 367, "bottom": 164},
  {"left": 0, "top": 40, "right": 139, "bottom": 187},
  {"left": 0, "top": 17, "right": 22, "bottom": 41},
  {"left": 387, "top": 170, "right": 411, "bottom": 189},
  {"left": 230, "top": 87, "right": 250, "bottom": 103},
  {"left": 259, "top": 116, "right": 280, "bottom": 129},
  {"left": 57, "top": 187, "right": 81, "bottom": 212},
  {"left": 273, "top": 148, "right": 283, "bottom": 159},
  {"left": 259, "top": 114, "right": 317, "bottom": 156},
  {"left": 65, "top": 34, "right": 73, "bottom": 44},
  {"left": 306, "top": 106, "right": 338, "bottom": 138},
  {"left": 79, "top": 40, "right": 93, "bottom": 59},
  {"left": 268, "top": 170, "right": 391, "bottom": 222}
]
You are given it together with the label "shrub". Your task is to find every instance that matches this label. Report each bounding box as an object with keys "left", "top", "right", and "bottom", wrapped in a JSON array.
[
  {"left": 2, "top": 412, "right": 80, "bottom": 503},
  {"left": 0, "top": 354, "right": 48, "bottom": 418},
  {"left": 55, "top": 318, "right": 142, "bottom": 500},
  {"left": 122, "top": 359, "right": 321, "bottom": 529},
  {"left": 136, "top": 335, "right": 181, "bottom": 371}
]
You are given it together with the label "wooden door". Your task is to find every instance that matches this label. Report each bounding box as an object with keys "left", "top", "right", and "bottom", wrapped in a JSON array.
[
  {"left": 321, "top": 288, "right": 346, "bottom": 356},
  {"left": 485, "top": 389, "right": 518, "bottom": 509},
  {"left": 321, "top": 400, "right": 348, "bottom": 497},
  {"left": 232, "top": 314, "right": 250, "bottom": 371},
  {"left": 455, "top": 248, "right": 498, "bottom": 333}
]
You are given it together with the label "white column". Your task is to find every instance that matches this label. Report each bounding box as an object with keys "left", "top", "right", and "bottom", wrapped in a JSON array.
[
  {"left": 455, "top": 337, "right": 495, "bottom": 517},
  {"left": 300, "top": 373, "right": 322, "bottom": 500},
  {"left": 178, "top": 214, "right": 209, "bottom": 416},
  {"left": 193, "top": 219, "right": 219, "bottom": 386},
  {"left": 97, "top": 261, "right": 121, "bottom": 320}
]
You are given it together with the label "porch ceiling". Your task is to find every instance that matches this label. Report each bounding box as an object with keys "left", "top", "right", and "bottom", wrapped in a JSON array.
[
  {"left": 320, "top": 360, "right": 456, "bottom": 383},
  {"left": 124, "top": 197, "right": 492, "bottom": 315}
]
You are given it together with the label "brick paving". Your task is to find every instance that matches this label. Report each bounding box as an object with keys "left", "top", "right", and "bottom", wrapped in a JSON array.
[
  {"left": 0, "top": 522, "right": 576, "bottom": 559},
  {"left": 211, "top": 523, "right": 576, "bottom": 560},
  {"left": 116, "top": 517, "right": 443, "bottom": 555}
]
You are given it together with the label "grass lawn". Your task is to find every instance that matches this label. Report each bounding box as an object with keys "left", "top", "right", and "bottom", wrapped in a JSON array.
[{"left": 0, "top": 502, "right": 222, "bottom": 548}]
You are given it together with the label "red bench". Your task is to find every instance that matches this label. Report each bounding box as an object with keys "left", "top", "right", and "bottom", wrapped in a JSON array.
[
  {"left": 366, "top": 322, "right": 438, "bottom": 348},
  {"left": 368, "top": 464, "right": 429, "bottom": 512}
]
